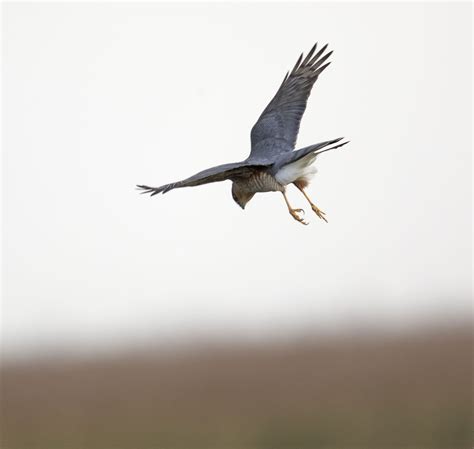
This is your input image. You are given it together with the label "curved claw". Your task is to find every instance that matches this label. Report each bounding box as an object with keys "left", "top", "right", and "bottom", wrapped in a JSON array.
[
  {"left": 290, "top": 208, "right": 308, "bottom": 225},
  {"left": 312, "top": 205, "right": 328, "bottom": 223}
]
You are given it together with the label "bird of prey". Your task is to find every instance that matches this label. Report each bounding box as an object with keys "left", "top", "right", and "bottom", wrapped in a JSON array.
[{"left": 138, "top": 43, "right": 348, "bottom": 225}]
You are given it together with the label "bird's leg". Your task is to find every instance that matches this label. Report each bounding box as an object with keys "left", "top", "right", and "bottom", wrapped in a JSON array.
[
  {"left": 282, "top": 191, "right": 308, "bottom": 225},
  {"left": 294, "top": 183, "right": 328, "bottom": 223}
]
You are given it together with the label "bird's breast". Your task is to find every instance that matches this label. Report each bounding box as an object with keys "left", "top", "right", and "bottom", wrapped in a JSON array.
[{"left": 247, "top": 171, "right": 284, "bottom": 193}]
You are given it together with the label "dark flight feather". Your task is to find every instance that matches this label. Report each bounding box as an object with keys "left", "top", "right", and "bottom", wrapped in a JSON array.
[
  {"left": 137, "top": 161, "right": 265, "bottom": 196},
  {"left": 249, "top": 43, "right": 333, "bottom": 162}
]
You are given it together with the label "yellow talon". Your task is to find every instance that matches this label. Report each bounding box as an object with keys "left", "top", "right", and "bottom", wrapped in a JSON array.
[
  {"left": 289, "top": 208, "right": 308, "bottom": 225},
  {"left": 311, "top": 205, "right": 328, "bottom": 222}
]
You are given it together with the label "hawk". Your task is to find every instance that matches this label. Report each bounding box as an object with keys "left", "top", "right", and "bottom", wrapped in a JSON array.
[{"left": 138, "top": 43, "right": 348, "bottom": 225}]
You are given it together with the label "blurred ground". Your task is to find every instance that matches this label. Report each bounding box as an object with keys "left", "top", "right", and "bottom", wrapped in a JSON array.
[{"left": 1, "top": 324, "right": 472, "bottom": 449}]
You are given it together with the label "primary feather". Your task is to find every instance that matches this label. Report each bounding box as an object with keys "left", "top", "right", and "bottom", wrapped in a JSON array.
[
  {"left": 137, "top": 42, "right": 348, "bottom": 210},
  {"left": 249, "top": 43, "right": 333, "bottom": 163}
]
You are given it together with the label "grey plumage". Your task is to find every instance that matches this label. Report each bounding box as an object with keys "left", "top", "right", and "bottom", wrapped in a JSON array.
[
  {"left": 249, "top": 42, "right": 332, "bottom": 163},
  {"left": 137, "top": 42, "right": 348, "bottom": 200},
  {"left": 137, "top": 162, "right": 266, "bottom": 196},
  {"left": 270, "top": 138, "right": 348, "bottom": 175}
]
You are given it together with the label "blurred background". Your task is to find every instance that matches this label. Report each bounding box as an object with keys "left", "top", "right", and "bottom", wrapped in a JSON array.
[{"left": 2, "top": 2, "right": 472, "bottom": 449}]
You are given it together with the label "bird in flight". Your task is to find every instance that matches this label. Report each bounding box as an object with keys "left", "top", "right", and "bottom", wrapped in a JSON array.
[{"left": 138, "top": 43, "right": 348, "bottom": 225}]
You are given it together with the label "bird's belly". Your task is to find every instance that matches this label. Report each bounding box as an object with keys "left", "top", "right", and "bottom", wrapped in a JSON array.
[
  {"left": 275, "top": 155, "right": 318, "bottom": 186},
  {"left": 248, "top": 171, "right": 284, "bottom": 193}
]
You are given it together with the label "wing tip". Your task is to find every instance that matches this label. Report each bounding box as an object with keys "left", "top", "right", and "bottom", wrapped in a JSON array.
[
  {"left": 330, "top": 139, "right": 350, "bottom": 150},
  {"left": 136, "top": 184, "right": 167, "bottom": 196},
  {"left": 314, "top": 139, "right": 350, "bottom": 157}
]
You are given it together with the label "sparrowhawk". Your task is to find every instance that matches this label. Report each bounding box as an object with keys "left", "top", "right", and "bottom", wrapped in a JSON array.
[{"left": 138, "top": 43, "right": 348, "bottom": 225}]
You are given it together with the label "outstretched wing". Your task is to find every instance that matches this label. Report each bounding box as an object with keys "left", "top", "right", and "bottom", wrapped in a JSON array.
[
  {"left": 249, "top": 43, "right": 332, "bottom": 162},
  {"left": 137, "top": 161, "right": 263, "bottom": 196}
]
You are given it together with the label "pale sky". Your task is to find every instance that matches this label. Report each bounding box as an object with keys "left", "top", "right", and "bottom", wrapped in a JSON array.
[{"left": 3, "top": 2, "right": 472, "bottom": 356}]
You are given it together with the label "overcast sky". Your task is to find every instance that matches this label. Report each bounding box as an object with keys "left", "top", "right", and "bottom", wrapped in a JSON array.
[{"left": 3, "top": 2, "right": 472, "bottom": 356}]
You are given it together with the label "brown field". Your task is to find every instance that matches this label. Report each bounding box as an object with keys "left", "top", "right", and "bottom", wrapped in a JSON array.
[{"left": 1, "top": 324, "right": 472, "bottom": 449}]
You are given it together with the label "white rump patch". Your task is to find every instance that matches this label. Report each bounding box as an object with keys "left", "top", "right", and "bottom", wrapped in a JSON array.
[{"left": 275, "top": 153, "right": 318, "bottom": 186}]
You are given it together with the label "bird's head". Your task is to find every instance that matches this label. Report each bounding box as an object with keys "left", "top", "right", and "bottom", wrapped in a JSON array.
[{"left": 231, "top": 182, "right": 254, "bottom": 210}]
